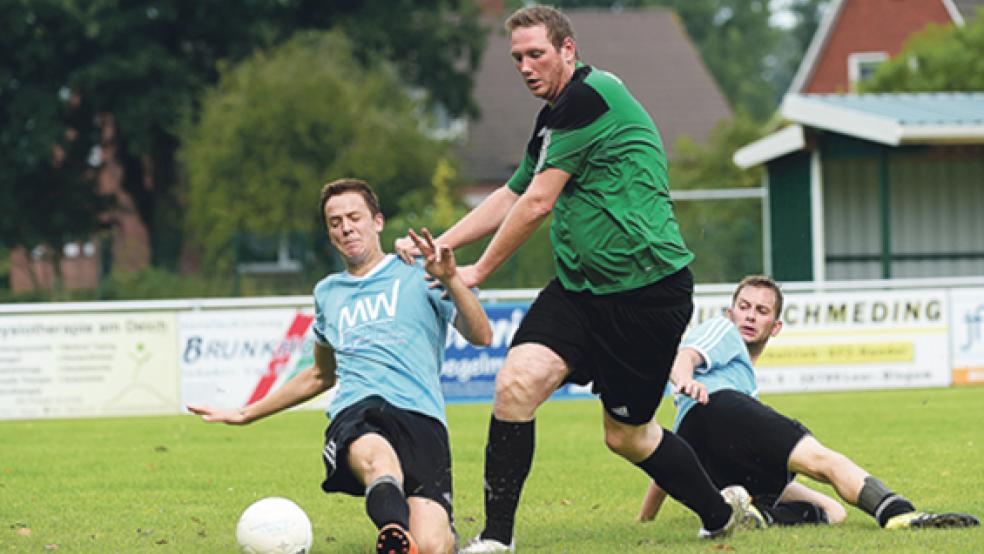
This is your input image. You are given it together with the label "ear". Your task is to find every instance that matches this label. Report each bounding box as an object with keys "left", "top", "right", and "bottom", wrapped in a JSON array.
[
  {"left": 769, "top": 319, "right": 783, "bottom": 337},
  {"left": 561, "top": 36, "right": 577, "bottom": 63},
  {"left": 725, "top": 307, "right": 735, "bottom": 323},
  {"left": 373, "top": 212, "right": 384, "bottom": 232}
]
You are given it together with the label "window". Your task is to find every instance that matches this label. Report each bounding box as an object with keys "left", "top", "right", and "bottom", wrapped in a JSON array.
[{"left": 848, "top": 52, "right": 889, "bottom": 90}]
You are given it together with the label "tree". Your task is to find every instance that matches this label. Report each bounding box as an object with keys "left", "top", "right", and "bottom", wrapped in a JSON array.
[
  {"left": 766, "top": 0, "right": 829, "bottom": 99},
  {"left": 2, "top": 0, "right": 486, "bottom": 275},
  {"left": 0, "top": 1, "right": 113, "bottom": 293},
  {"left": 669, "top": 111, "right": 768, "bottom": 283},
  {"left": 181, "top": 31, "right": 450, "bottom": 273},
  {"left": 862, "top": 10, "right": 984, "bottom": 92}
]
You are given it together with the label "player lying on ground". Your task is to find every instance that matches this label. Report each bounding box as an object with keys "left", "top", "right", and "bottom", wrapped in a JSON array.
[
  {"left": 637, "top": 275, "right": 980, "bottom": 531},
  {"left": 189, "top": 179, "right": 492, "bottom": 554}
]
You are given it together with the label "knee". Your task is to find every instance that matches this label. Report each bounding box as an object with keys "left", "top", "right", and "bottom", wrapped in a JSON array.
[
  {"left": 604, "top": 426, "right": 629, "bottom": 455},
  {"left": 494, "top": 367, "right": 549, "bottom": 418},
  {"left": 604, "top": 423, "right": 658, "bottom": 461},
  {"left": 826, "top": 503, "right": 848, "bottom": 525}
]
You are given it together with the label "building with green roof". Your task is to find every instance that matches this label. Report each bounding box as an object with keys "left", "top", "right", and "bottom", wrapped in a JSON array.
[{"left": 734, "top": 92, "right": 984, "bottom": 282}]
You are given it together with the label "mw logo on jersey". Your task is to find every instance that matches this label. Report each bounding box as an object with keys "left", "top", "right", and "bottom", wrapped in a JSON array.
[{"left": 337, "top": 280, "right": 401, "bottom": 343}]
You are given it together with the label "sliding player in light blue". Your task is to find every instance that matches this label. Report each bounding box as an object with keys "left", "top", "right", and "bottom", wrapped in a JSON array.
[
  {"left": 189, "top": 178, "right": 492, "bottom": 554},
  {"left": 637, "top": 275, "right": 979, "bottom": 531}
]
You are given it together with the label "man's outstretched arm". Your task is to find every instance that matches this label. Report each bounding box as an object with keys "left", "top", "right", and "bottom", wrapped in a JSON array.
[
  {"left": 187, "top": 343, "right": 337, "bottom": 424},
  {"left": 395, "top": 185, "right": 519, "bottom": 264},
  {"left": 461, "top": 167, "right": 569, "bottom": 287}
]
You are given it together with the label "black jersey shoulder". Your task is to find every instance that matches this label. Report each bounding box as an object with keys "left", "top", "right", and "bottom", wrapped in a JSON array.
[
  {"left": 524, "top": 66, "right": 610, "bottom": 160},
  {"left": 545, "top": 65, "right": 609, "bottom": 131}
]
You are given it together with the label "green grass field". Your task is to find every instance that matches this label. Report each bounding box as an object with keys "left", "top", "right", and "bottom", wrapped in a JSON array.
[{"left": 2, "top": 386, "right": 982, "bottom": 553}]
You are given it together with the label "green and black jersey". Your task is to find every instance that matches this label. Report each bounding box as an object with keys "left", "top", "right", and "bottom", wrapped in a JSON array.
[{"left": 507, "top": 64, "right": 693, "bottom": 294}]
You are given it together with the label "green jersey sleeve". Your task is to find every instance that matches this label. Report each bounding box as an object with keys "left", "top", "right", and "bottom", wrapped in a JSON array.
[{"left": 506, "top": 151, "right": 535, "bottom": 195}]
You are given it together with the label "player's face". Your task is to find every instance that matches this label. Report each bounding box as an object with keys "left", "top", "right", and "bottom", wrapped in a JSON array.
[
  {"left": 728, "top": 286, "right": 782, "bottom": 347},
  {"left": 509, "top": 24, "right": 576, "bottom": 102},
  {"left": 324, "top": 192, "right": 384, "bottom": 269}
]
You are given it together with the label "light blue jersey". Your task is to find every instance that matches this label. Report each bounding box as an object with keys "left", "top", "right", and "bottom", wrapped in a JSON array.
[
  {"left": 311, "top": 255, "right": 456, "bottom": 426},
  {"left": 672, "top": 316, "right": 758, "bottom": 431}
]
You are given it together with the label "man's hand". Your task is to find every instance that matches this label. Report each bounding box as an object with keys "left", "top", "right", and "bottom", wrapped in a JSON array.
[
  {"left": 408, "top": 228, "right": 456, "bottom": 284},
  {"left": 187, "top": 404, "right": 250, "bottom": 425},
  {"left": 638, "top": 481, "right": 668, "bottom": 522},
  {"left": 674, "top": 378, "right": 709, "bottom": 405},
  {"left": 394, "top": 235, "right": 421, "bottom": 264}
]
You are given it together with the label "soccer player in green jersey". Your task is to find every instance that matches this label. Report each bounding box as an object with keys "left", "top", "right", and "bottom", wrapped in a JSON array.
[{"left": 396, "top": 5, "right": 751, "bottom": 551}]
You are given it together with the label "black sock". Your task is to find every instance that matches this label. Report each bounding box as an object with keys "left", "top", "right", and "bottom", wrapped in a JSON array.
[
  {"left": 635, "top": 430, "right": 731, "bottom": 532},
  {"left": 759, "top": 501, "right": 829, "bottom": 526},
  {"left": 857, "top": 476, "right": 916, "bottom": 527},
  {"left": 365, "top": 475, "right": 409, "bottom": 531},
  {"left": 481, "top": 416, "right": 534, "bottom": 545}
]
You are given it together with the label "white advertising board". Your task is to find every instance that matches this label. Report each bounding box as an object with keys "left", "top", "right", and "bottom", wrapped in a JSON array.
[
  {"left": 178, "top": 308, "right": 334, "bottom": 411},
  {"left": 949, "top": 288, "right": 984, "bottom": 385},
  {"left": 694, "top": 289, "right": 950, "bottom": 393},
  {"left": 0, "top": 312, "right": 179, "bottom": 419}
]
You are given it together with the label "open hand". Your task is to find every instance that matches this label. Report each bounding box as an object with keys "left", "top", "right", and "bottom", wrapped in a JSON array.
[
  {"left": 187, "top": 404, "right": 250, "bottom": 425},
  {"left": 408, "top": 228, "right": 456, "bottom": 283}
]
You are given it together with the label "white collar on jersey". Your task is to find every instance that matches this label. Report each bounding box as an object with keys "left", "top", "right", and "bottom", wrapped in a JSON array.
[{"left": 343, "top": 254, "right": 396, "bottom": 280}]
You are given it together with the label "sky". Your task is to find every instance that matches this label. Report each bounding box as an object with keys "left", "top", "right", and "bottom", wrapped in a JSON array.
[{"left": 770, "top": 0, "right": 801, "bottom": 29}]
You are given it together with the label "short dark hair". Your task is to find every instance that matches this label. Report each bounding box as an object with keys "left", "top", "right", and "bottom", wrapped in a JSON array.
[
  {"left": 319, "top": 178, "right": 382, "bottom": 226},
  {"left": 732, "top": 275, "right": 784, "bottom": 317},
  {"left": 505, "top": 4, "right": 575, "bottom": 52}
]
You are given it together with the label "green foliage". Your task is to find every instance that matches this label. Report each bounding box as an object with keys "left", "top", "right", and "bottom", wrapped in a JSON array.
[
  {"left": 1, "top": 1, "right": 485, "bottom": 275},
  {"left": 669, "top": 112, "right": 767, "bottom": 283},
  {"left": 2, "top": 388, "right": 983, "bottom": 551},
  {"left": 309, "top": 0, "right": 487, "bottom": 118},
  {"left": 181, "top": 31, "right": 449, "bottom": 273},
  {"left": 98, "top": 267, "right": 235, "bottom": 300},
  {"left": 0, "top": 1, "right": 114, "bottom": 289},
  {"left": 456, "top": 222, "right": 557, "bottom": 290},
  {"left": 430, "top": 159, "right": 461, "bottom": 231},
  {"left": 666, "top": 0, "right": 781, "bottom": 120},
  {"left": 670, "top": 111, "right": 765, "bottom": 190},
  {"left": 862, "top": 10, "right": 984, "bottom": 92},
  {"left": 380, "top": 158, "right": 469, "bottom": 250}
]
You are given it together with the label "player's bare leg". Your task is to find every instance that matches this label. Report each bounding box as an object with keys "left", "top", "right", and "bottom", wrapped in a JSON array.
[
  {"left": 407, "top": 497, "right": 454, "bottom": 554},
  {"left": 348, "top": 434, "right": 419, "bottom": 553},
  {"left": 789, "top": 436, "right": 979, "bottom": 529}
]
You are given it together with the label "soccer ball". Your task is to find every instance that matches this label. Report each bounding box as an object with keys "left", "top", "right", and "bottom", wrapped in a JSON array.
[{"left": 235, "top": 497, "right": 313, "bottom": 554}]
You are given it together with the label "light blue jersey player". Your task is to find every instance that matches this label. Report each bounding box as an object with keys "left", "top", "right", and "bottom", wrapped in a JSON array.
[
  {"left": 189, "top": 179, "right": 491, "bottom": 554},
  {"left": 671, "top": 315, "right": 757, "bottom": 432},
  {"left": 311, "top": 254, "right": 455, "bottom": 425},
  {"left": 640, "top": 276, "right": 980, "bottom": 532}
]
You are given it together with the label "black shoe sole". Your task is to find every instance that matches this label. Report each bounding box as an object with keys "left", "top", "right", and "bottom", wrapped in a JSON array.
[
  {"left": 909, "top": 513, "right": 981, "bottom": 529},
  {"left": 376, "top": 526, "right": 415, "bottom": 554}
]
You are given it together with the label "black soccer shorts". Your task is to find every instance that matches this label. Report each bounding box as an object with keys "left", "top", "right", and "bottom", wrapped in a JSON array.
[
  {"left": 677, "top": 389, "right": 812, "bottom": 506},
  {"left": 320, "top": 395, "right": 454, "bottom": 521},
  {"left": 511, "top": 267, "right": 694, "bottom": 425}
]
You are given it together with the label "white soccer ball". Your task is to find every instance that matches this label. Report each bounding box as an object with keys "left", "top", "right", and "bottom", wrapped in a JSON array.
[{"left": 235, "top": 497, "right": 313, "bottom": 554}]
